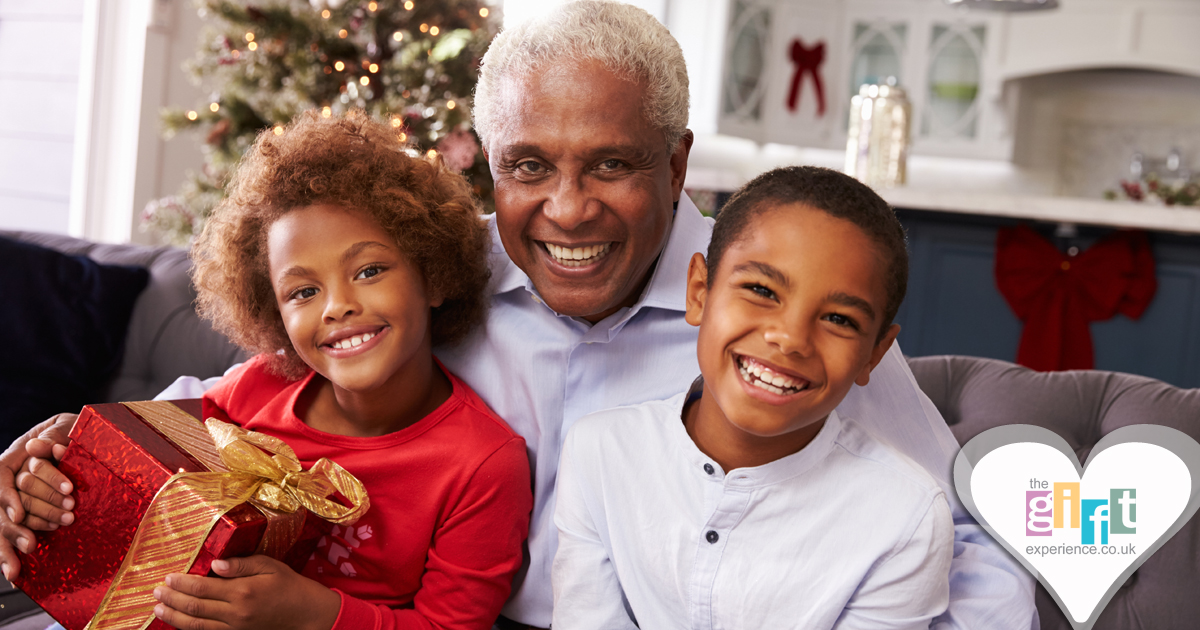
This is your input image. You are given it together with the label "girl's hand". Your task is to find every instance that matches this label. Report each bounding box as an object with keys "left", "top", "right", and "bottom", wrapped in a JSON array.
[{"left": 152, "top": 555, "right": 341, "bottom": 630}]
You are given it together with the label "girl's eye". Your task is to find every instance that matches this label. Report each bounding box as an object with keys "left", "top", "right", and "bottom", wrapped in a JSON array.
[
  {"left": 291, "top": 287, "right": 318, "bottom": 300},
  {"left": 356, "top": 266, "right": 383, "bottom": 280}
]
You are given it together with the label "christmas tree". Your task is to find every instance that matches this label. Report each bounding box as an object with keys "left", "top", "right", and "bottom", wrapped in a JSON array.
[{"left": 144, "top": 0, "right": 497, "bottom": 245}]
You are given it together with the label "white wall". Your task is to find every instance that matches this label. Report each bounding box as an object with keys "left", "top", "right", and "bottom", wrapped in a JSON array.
[{"left": 0, "top": 0, "right": 85, "bottom": 234}]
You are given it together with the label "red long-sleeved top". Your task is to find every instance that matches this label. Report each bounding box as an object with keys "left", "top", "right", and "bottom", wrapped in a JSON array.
[{"left": 202, "top": 355, "right": 532, "bottom": 630}]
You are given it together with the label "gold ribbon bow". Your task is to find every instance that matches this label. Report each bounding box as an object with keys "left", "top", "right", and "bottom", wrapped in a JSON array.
[{"left": 86, "top": 409, "right": 369, "bottom": 630}]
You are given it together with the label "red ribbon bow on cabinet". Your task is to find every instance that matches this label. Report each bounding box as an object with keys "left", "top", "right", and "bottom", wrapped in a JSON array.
[
  {"left": 994, "top": 225, "right": 1157, "bottom": 371},
  {"left": 787, "top": 38, "right": 826, "bottom": 116}
]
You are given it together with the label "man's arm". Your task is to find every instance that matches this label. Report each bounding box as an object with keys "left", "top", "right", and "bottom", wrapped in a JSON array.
[{"left": 838, "top": 343, "right": 1038, "bottom": 630}]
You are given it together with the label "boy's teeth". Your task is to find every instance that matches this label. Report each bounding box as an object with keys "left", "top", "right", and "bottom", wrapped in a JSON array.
[
  {"left": 737, "top": 356, "right": 805, "bottom": 393},
  {"left": 546, "top": 243, "right": 612, "bottom": 267},
  {"left": 333, "top": 331, "right": 375, "bottom": 350}
]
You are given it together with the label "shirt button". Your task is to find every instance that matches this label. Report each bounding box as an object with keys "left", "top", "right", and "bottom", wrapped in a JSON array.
[
  {"left": 703, "top": 463, "right": 715, "bottom": 475},
  {"left": 706, "top": 530, "right": 719, "bottom": 544}
]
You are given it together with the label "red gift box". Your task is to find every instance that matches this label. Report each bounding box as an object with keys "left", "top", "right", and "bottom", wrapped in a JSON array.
[{"left": 13, "top": 400, "right": 340, "bottom": 630}]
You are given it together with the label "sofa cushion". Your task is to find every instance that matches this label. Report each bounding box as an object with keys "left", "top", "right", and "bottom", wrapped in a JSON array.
[
  {"left": 0, "top": 236, "right": 149, "bottom": 443},
  {"left": 907, "top": 355, "right": 1200, "bottom": 630}
]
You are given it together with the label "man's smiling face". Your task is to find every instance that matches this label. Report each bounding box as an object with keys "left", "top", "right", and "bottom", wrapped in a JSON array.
[{"left": 485, "top": 59, "right": 691, "bottom": 323}]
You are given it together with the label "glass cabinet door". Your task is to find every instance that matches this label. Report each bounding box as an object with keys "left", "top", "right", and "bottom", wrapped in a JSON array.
[
  {"left": 924, "top": 24, "right": 985, "bottom": 139},
  {"left": 722, "top": 1, "right": 771, "bottom": 123},
  {"left": 850, "top": 22, "right": 907, "bottom": 96}
]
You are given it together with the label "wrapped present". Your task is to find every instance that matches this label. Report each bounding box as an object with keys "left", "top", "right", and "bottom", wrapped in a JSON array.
[{"left": 14, "top": 400, "right": 369, "bottom": 630}]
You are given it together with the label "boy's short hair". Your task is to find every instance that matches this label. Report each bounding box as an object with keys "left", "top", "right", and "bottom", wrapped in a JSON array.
[
  {"left": 192, "top": 109, "right": 490, "bottom": 379},
  {"left": 706, "top": 166, "right": 908, "bottom": 336}
]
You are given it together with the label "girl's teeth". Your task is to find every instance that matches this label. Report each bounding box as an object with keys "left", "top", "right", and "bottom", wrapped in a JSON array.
[{"left": 333, "top": 332, "right": 375, "bottom": 349}]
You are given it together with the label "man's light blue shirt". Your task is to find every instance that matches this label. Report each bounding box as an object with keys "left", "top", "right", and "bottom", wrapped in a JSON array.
[{"left": 161, "top": 195, "right": 1036, "bottom": 629}]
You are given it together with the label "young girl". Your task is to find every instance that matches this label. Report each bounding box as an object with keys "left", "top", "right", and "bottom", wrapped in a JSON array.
[{"left": 23, "top": 110, "right": 533, "bottom": 630}]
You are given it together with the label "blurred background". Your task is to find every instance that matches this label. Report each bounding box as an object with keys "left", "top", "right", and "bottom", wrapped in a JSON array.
[{"left": 3, "top": 0, "right": 1200, "bottom": 385}]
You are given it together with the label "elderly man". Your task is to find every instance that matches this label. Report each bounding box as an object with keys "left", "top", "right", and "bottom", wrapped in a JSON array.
[{"left": 1, "top": 2, "right": 1035, "bottom": 629}]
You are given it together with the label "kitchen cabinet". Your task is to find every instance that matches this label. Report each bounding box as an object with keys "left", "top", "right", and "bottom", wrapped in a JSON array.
[{"left": 894, "top": 208, "right": 1200, "bottom": 387}]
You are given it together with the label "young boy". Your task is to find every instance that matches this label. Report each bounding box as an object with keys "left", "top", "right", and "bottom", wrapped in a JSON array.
[{"left": 551, "top": 166, "right": 953, "bottom": 629}]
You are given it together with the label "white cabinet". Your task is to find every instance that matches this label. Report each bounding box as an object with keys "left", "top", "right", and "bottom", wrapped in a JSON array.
[{"left": 716, "top": 0, "right": 1014, "bottom": 160}]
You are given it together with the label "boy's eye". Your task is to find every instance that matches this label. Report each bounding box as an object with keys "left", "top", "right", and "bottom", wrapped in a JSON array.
[
  {"left": 824, "top": 313, "right": 859, "bottom": 330},
  {"left": 744, "top": 283, "right": 776, "bottom": 300}
]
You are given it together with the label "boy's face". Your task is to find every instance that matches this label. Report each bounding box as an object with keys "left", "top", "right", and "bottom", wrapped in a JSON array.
[
  {"left": 267, "top": 204, "right": 442, "bottom": 395},
  {"left": 685, "top": 203, "right": 899, "bottom": 442}
]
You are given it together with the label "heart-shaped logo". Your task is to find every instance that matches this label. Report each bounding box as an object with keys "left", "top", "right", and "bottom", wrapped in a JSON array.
[{"left": 954, "top": 425, "right": 1200, "bottom": 630}]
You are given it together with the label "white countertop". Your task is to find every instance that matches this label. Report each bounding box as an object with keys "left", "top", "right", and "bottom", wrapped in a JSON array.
[
  {"left": 879, "top": 187, "right": 1200, "bottom": 236},
  {"left": 683, "top": 134, "right": 1200, "bottom": 236}
]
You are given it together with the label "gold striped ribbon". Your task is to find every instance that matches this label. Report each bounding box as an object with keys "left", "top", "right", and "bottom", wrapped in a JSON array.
[{"left": 84, "top": 403, "right": 369, "bottom": 630}]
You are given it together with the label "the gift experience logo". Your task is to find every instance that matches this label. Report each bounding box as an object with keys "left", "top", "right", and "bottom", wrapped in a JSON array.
[{"left": 1025, "top": 479, "right": 1138, "bottom": 554}]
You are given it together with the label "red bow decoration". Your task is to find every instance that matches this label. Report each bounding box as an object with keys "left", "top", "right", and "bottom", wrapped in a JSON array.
[
  {"left": 787, "top": 38, "right": 826, "bottom": 116},
  {"left": 995, "top": 225, "right": 1157, "bottom": 371}
]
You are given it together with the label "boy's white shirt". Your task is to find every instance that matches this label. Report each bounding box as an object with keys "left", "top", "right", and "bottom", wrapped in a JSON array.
[{"left": 552, "top": 393, "right": 953, "bottom": 630}]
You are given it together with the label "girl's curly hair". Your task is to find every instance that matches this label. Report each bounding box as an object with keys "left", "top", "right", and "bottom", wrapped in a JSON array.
[{"left": 191, "top": 109, "right": 491, "bottom": 379}]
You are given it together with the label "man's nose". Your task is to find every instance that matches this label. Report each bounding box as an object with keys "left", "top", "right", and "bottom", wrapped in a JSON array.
[
  {"left": 542, "top": 174, "right": 602, "bottom": 231},
  {"left": 322, "top": 283, "right": 361, "bottom": 322}
]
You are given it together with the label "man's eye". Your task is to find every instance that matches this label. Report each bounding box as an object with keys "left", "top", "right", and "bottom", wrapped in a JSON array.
[
  {"left": 356, "top": 265, "right": 383, "bottom": 280},
  {"left": 598, "top": 159, "right": 625, "bottom": 170},
  {"left": 516, "top": 161, "right": 546, "bottom": 175}
]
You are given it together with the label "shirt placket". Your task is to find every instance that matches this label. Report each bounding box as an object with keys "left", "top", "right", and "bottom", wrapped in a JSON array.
[{"left": 689, "top": 478, "right": 751, "bottom": 630}]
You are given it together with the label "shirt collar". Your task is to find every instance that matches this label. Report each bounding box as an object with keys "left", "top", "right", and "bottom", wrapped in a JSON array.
[
  {"left": 671, "top": 380, "right": 845, "bottom": 488},
  {"left": 485, "top": 194, "right": 714, "bottom": 315}
]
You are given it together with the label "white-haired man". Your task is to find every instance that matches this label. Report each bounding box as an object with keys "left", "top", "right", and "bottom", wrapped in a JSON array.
[{"left": 1, "top": 2, "right": 1035, "bottom": 629}]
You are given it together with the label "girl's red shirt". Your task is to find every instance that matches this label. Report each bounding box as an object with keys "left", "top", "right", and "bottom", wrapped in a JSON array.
[{"left": 201, "top": 354, "right": 532, "bottom": 630}]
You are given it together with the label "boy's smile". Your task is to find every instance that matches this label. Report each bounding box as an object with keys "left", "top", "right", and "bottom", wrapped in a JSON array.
[
  {"left": 684, "top": 204, "right": 900, "bottom": 469},
  {"left": 267, "top": 204, "right": 448, "bottom": 435}
]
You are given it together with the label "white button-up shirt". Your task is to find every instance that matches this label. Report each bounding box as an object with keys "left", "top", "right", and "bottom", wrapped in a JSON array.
[
  {"left": 552, "top": 394, "right": 954, "bottom": 630},
  {"left": 160, "top": 196, "right": 1035, "bottom": 629}
]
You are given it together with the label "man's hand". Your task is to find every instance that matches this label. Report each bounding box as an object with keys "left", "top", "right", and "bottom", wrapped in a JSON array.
[
  {"left": 152, "top": 556, "right": 341, "bottom": 630},
  {"left": 0, "top": 413, "right": 77, "bottom": 580}
]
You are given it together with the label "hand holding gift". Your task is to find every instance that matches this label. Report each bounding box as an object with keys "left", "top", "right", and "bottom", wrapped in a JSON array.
[{"left": 13, "top": 400, "right": 369, "bottom": 630}]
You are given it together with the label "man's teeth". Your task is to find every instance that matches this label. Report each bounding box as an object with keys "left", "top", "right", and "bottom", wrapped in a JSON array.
[
  {"left": 545, "top": 243, "right": 611, "bottom": 267},
  {"left": 737, "top": 357, "right": 806, "bottom": 395},
  {"left": 332, "top": 331, "right": 375, "bottom": 350}
]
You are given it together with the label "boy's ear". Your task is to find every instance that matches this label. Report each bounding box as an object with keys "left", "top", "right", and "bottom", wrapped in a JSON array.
[
  {"left": 854, "top": 323, "right": 900, "bottom": 387},
  {"left": 684, "top": 252, "right": 708, "bottom": 327}
]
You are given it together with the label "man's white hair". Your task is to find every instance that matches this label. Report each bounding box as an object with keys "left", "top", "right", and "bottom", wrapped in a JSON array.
[{"left": 473, "top": 0, "right": 689, "bottom": 152}]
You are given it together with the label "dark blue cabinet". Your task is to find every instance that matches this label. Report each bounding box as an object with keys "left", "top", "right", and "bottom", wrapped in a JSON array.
[{"left": 893, "top": 209, "right": 1200, "bottom": 388}]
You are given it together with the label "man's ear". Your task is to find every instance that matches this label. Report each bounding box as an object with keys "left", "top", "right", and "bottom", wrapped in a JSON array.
[
  {"left": 684, "top": 252, "right": 708, "bottom": 327},
  {"left": 854, "top": 323, "right": 900, "bottom": 387},
  {"left": 670, "top": 130, "right": 695, "bottom": 203}
]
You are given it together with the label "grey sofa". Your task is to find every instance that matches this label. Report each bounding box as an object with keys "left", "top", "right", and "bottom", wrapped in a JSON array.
[
  {"left": 908, "top": 355, "right": 1200, "bottom": 630},
  {"left": 2, "top": 231, "right": 246, "bottom": 403}
]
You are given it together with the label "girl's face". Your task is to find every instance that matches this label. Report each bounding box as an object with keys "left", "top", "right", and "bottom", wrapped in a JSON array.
[{"left": 266, "top": 204, "right": 442, "bottom": 395}]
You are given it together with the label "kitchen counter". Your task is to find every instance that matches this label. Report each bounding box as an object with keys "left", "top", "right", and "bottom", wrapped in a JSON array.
[{"left": 879, "top": 188, "right": 1200, "bottom": 236}]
